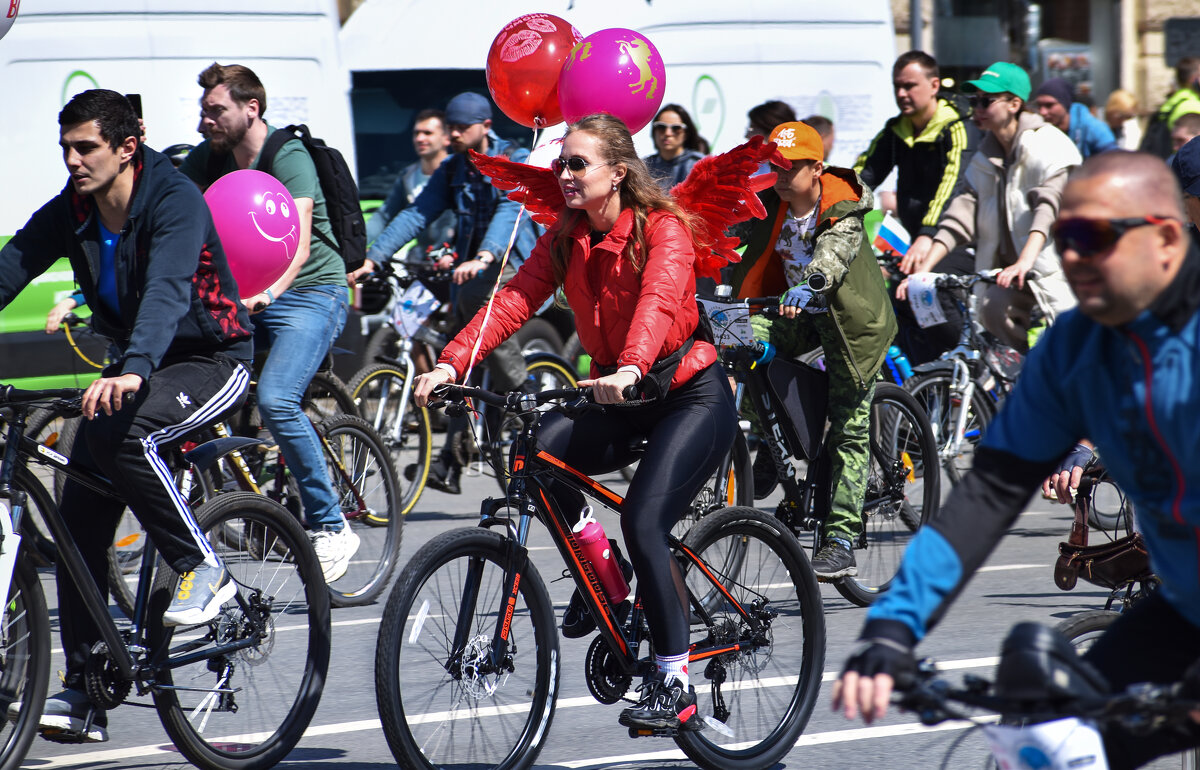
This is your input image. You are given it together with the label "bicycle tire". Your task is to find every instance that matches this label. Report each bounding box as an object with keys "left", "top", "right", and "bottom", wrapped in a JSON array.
[
  {"left": 487, "top": 355, "right": 577, "bottom": 493},
  {"left": 904, "top": 370, "right": 996, "bottom": 488},
  {"left": 10, "top": 465, "right": 58, "bottom": 570},
  {"left": 835, "top": 383, "right": 939, "bottom": 607},
  {"left": 1056, "top": 610, "right": 1120, "bottom": 653},
  {"left": 375, "top": 527, "right": 558, "bottom": 770},
  {"left": 0, "top": 553, "right": 50, "bottom": 770},
  {"left": 363, "top": 324, "right": 401, "bottom": 364},
  {"left": 319, "top": 414, "right": 404, "bottom": 607},
  {"left": 150, "top": 492, "right": 330, "bottom": 770},
  {"left": 348, "top": 362, "right": 432, "bottom": 517},
  {"left": 304, "top": 370, "right": 359, "bottom": 422},
  {"left": 675, "top": 506, "right": 825, "bottom": 770}
]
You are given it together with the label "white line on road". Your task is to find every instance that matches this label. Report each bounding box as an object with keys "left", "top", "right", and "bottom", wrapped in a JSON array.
[
  {"left": 978, "top": 564, "right": 1044, "bottom": 573},
  {"left": 33, "top": 656, "right": 1000, "bottom": 768}
]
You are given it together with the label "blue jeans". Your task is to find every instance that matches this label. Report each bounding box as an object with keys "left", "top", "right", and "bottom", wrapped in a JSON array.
[{"left": 252, "top": 284, "right": 348, "bottom": 530}]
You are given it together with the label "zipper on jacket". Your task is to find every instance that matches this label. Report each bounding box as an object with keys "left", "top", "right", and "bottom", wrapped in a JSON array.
[{"left": 1126, "top": 330, "right": 1187, "bottom": 526}]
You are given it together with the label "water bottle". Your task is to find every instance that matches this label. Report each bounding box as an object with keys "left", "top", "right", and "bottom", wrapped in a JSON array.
[
  {"left": 572, "top": 506, "right": 630, "bottom": 603},
  {"left": 888, "top": 345, "right": 914, "bottom": 380}
]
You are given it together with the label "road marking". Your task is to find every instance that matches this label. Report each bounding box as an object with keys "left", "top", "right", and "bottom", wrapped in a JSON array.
[
  {"left": 978, "top": 564, "right": 1044, "bottom": 573},
  {"left": 33, "top": 657, "right": 1001, "bottom": 768}
]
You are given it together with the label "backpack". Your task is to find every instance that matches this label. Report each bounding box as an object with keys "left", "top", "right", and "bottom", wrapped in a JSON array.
[
  {"left": 1138, "top": 106, "right": 1173, "bottom": 159},
  {"left": 206, "top": 124, "right": 367, "bottom": 270}
]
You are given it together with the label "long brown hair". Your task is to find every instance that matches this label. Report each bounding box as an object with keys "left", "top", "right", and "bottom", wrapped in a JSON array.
[{"left": 549, "top": 113, "right": 700, "bottom": 287}]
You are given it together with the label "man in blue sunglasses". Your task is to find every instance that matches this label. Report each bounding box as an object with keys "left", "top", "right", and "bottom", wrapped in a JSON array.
[{"left": 836, "top": 150, "right": 1200, "bottom": 769}]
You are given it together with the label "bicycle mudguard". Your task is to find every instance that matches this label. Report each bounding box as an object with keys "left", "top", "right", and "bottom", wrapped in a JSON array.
[
  {"left": 763, "top": 357, "right": 828, "bottom": 461},
  {"left": 910, "top": 360, "right": 955, "bottom": 377},
  {"left": 182, "top": 436, "right": 266, "bottom": 475},
  {"left": 995, "top": 623, "right": 1110, "bottom": 702}
]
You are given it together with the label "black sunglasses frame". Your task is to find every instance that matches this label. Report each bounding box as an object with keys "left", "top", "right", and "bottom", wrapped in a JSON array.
[{"left": 1051, "top": 216, "right": 1175, "bottom": 257}]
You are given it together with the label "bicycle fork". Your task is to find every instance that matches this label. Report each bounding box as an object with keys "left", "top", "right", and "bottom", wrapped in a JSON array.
[{"left": 945, "top": 358, "right": 978, "bottom": 461}]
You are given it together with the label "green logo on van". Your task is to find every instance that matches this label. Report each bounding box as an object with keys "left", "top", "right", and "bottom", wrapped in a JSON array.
[
  {"left": 692, "top": 75, "right": 724, "bottom": 146},
  {"left": 61, "top": 70, "right": 100, "bottom": 106}
]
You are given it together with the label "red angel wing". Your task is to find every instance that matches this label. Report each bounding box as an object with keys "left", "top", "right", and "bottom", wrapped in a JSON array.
[
  {"left": 468, "top": 150, "right": 564, "bottom": 228},
  {"left": 671, "top": 135, "right": 789, "bottom": 281}
]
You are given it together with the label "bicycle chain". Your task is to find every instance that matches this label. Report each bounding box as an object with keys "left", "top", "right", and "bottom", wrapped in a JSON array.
[{"left": 84, "top": 642, "right": 132, "bottom": 709}]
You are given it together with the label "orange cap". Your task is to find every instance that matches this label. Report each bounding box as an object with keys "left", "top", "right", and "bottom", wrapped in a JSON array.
[{"left": 767, "top": 121, "right": 824, "bottom": 162}]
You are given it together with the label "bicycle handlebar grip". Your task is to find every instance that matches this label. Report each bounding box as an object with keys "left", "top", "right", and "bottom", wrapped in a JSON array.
[{"left": 622, "top": 384, "right": 640, "bottom": 402}]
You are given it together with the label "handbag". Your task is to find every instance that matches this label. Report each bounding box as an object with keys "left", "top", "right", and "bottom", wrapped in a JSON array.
[{"left": 1053, "top": 477, "right": 1153, "bottom": 591}]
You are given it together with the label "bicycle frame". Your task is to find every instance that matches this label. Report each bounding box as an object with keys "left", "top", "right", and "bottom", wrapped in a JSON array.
[
  {"left": 0, "top": 403, "right": 267, "bottom": 691},
  {"left": 443, "top": 391, "right": 769, "bottom": 687}
]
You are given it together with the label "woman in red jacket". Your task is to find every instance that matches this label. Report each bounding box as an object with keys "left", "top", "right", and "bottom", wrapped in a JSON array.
[{"left": 413, "top": 113, "right": 737, "bottom": 731}]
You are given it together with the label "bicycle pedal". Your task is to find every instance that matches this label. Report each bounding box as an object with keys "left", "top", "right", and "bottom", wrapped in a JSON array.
[
  {"left": 40, "top": 728, "right": 96, "bottom": 744},
  {"left": 627, "top": 726, "right": 678, "bottom": 739}
]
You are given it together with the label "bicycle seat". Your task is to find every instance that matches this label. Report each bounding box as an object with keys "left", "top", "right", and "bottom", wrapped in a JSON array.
[{"left": 994, "top": 622, "right": 1109, "bottom": 702}]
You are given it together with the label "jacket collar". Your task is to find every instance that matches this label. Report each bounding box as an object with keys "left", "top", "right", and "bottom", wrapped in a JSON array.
[
  {"left": 978, "top": 111, "right": 1046, "bottom": 166},
  {"left": 893, "top": 98, "right": 965, "bottom": 145},
  {"left": 815, "top": 167, "right": 863, "bottom": 223},
  {"left": 569, "top": 207, "right": 637, "bottom": 254},
  {"left": 1144, "top": 233, "right": 1200, "bottom": 332}
]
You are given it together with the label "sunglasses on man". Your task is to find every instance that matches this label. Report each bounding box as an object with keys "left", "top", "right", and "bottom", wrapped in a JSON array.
[{"left": 1051, "top": 216, "right": 1176, "bottom": 257}]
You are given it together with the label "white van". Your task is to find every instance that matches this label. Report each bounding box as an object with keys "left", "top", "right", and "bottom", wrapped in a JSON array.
[
  {"left": 0, "top": 0, "right": 353, "bottom": 386},
  {"left": 340, "top": 0, "right": 895, "bottom": 187}
]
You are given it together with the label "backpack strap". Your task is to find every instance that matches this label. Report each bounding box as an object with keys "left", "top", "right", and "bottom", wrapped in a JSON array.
[{"left": 256, "top": 126, "right": 297, "bottom": 176}]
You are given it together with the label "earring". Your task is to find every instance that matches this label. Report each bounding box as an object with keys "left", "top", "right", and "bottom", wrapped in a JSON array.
[{"left": 612, "top": 181, "right": 619, "bottom": 191}]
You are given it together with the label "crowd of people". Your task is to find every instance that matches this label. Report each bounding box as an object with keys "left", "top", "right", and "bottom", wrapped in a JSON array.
[{"left": 4, "top": 42, "right": 1200, "bottom": 766}]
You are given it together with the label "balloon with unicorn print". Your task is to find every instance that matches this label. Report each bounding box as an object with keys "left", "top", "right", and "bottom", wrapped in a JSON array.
[{"left": 557, "top": 28, "right": 666, "bottom": 133}]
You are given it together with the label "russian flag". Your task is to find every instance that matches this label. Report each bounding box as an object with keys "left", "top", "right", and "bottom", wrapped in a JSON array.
[{"left": 873, "top": 212, "right": 911, "bottom": 256}]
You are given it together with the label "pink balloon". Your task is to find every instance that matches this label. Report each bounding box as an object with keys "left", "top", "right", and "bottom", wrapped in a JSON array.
[
  {"left": 557, "top": 28, "right": 666, "bottom": 133},
  {"left": 204, "top": 170, "right": 299, "bottom": 298}
]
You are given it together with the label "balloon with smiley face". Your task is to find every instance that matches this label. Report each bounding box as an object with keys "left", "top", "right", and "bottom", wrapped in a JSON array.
[{"left": 204, "top": 169, "right": 299, "bottom": 298}]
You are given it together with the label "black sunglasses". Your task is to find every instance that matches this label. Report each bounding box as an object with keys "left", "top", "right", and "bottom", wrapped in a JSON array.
[
  {"left": 551, "top": 156, "right": 610, "bottom": 177},
  {"left": 1051, "top": 216, "right": 1176, "bottom": 257},
  {"left": 653, "top": 122, "right": 687, "bottom": 133},
  {"left": 968, "top": 93, "right": 1006, "bottom": 110}
]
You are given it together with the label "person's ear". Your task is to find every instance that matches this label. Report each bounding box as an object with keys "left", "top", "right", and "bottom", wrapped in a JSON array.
[
  {"left": 812, "top": 160, "right": 824, "bottom": 178},
  {"left": 118, "top": 136, "right": 138, "bottom": 165}
]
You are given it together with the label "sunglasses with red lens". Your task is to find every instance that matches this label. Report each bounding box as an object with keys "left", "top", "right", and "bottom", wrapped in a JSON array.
[{"left": 1051, "top": 216, "right": 1175, "bottom": 257}]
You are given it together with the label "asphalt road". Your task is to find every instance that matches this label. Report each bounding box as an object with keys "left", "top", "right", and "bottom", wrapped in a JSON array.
[{"left": 20, "top": 464, "right": 1188, "bottom": 770}]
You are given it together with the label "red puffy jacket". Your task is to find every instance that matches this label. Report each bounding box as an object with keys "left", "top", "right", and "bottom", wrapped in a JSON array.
[{"left": 439, "top": 208, "right": 715, "bottom": 389}]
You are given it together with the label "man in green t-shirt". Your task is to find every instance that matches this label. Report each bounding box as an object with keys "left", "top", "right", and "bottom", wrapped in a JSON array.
[{"left": 179, "top": 63, "right": 358, "bottom": 584}]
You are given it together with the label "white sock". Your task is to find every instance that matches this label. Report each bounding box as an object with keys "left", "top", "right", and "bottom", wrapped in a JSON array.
[{"left": 656, "top": 651, "right": 689, "bottom": 688}]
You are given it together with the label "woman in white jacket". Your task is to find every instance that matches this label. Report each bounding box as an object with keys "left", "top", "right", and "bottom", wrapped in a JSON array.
[{"left": 904, "top": 62, "right": 1080, "bottom": 350}]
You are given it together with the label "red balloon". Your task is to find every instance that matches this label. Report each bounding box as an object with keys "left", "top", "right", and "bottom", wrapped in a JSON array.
[{"left": 486, "top": 14, "right": 583, "bottom": 128}]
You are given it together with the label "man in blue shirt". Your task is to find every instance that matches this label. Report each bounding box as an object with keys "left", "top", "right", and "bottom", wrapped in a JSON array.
[
  {"left": 1032, "top": 77, "right": 1118, "bottom": 159},
  {"left": 349, "top": 92, "right": 538, "bottom": 494},
  {"left": 835, "top": 151, "right": 1200, "bottom": 769}
]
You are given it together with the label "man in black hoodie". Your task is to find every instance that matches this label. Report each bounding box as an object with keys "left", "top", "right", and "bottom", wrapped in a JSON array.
[{"left": 0, "top": 90, "right": 253, "bottom": 742}]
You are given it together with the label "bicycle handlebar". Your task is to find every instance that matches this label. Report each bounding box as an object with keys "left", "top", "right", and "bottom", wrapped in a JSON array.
[
  {"left": 0, "top": 384, "right": 84, "bottom": 410},
  {"left": 431, "top": 383, "right": 647, "bottom": 412}
]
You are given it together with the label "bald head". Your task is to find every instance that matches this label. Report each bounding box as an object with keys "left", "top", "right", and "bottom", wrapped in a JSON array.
[{"left": 1064, "top": 151, "right": 1185, "bottom": 221}]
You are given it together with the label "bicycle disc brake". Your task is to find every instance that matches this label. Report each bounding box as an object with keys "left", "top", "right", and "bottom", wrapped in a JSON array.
[
  {"left": 458, "top": 634, "right": 508, "bottom": 699},
  {"left": 584, "top": 635, "right": 632, "bottom": 704},
  {"left": 84, "top": 642, "right": 132, "bottom": 709}
]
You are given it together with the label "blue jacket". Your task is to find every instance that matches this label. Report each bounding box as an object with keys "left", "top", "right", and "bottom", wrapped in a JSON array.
[
  {"left": 1068, "top": 102, "right": 1118, "bottom": 159},
  {"left": 365, "top": 132, "right": 537, "bottom": 267},
  {"left": 865, "top": 240, "right": 1200, "bottom": 645},
  {"left": 0, "top": 146, "right": 252, "bottom": 381}
]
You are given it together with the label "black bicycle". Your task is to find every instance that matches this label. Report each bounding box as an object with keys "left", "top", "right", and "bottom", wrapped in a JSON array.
[
  {"left": 0, "top": 384, "right": 330, "bottom": 770},
  {"left": 374, "top": 384, "right": 825, "bottom": 770},
  {"left": 700, "top": 294, "right": 940, "bottom": 606}
]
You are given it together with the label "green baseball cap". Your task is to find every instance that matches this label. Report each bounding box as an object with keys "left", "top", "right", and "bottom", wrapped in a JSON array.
[{"left": 964, "top": 62, "right": 1031, "bottom": 101}]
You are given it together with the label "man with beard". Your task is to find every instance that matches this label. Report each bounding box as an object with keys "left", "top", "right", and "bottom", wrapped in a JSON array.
[
  {"left": 835, "top": 152, "right": 1200, "bottom": 769},
  {"left": 348, "top": 91, "right": 538, "bottom": 494},
  {"left": 179, "top": 63, "right": 359, "bottom": 583}
]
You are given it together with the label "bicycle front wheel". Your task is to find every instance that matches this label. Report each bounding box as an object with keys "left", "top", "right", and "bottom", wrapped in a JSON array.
[
  {"left": 375, "top": 527, "right": 559, "bottom": 770},
  {"left": 320, "top": 414, "right": 404, "bottom": 607},
  {"left": 905, "top": 370, "right": 995, "bottom": 487},
  {"left": 676, "top": 506, "right": 825, "bottom": 770},
  {"left": 0, "top": 553, "right": 50, "bottom": 770},
  {"left": 150, "top": 492, "right": 330, "bottom": 770},
  {"left": 835, "top": 383, "right": 939, "bottom": 607},
  {"left": 349, "top": 362, "right": 433, "bottom": 517}
]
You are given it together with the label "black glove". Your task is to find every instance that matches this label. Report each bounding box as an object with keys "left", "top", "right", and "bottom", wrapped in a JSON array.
[{"left": 843, "top": 633, "right": 918, "bottom": 690}]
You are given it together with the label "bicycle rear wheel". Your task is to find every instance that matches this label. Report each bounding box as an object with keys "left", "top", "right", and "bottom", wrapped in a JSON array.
[
  {"left": 319, "top": 414, "right": 403, "bottom": 607},
  {"left": 150, "top": 492, "right": 330, "bottom": 770},
  {"left": 0, "top": 553, "right": 50, "bottom": 770},
  {"left": 835, "top": 383, "right": 939, "bottom": 607},
  {"left": 375, "top": 527, "right": 559, "bottom": 770},
  {"left": 675, "top": 507, "right": 825, "bottom": 770},
  {"left": 348, "top": 362, "right": 432, "bottom": 517},
  {"left": 304, "top": 370, "right": 358, "bottom": 422}
]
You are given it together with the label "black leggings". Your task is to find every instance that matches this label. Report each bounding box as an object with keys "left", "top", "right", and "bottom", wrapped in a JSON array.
[
  {"left": 1081, "top": 591, "right": 1200, "bottom": 768},
  {"left": 536, "top": 363, "right": 737, "bottom": 656}
]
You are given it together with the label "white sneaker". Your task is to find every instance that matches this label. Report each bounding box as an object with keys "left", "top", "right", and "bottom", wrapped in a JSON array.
[{"left": 310, "top": 526, "right": 360, "bottom": 583}]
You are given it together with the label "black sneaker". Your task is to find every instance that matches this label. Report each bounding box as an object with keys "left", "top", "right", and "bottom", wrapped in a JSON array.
[
  {"left": 409, "top": 458, "right": 461, "bottom": 495},
  {"left": 811, "top": 540, "right": 857, "bottom": 581},
  {"left": 8, "top": 688, "right": 108, "bottom": 743},
  {"left": 752, "top": 446, "right": 778, "bottom": 500},
  {"left": 619, "top": 675, "right": 702, "bottom": 732}
]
